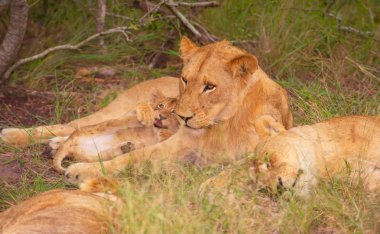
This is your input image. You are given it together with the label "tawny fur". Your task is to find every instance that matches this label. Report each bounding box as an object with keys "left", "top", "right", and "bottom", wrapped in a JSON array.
[
  {"left": 251, "top": 115, "right": 380, "bottom": 197},
  {"left": 0, "top": 189, "right": 117, "bottom": 234},
  {"left": 0, "top": 77, "right": 179, "bottom": 146},
  {"left": 64, "top": 37, "right": 293, "bottom": 183},
  {"left": 53, "top": 91, "right": 179, "bottom": 173}
]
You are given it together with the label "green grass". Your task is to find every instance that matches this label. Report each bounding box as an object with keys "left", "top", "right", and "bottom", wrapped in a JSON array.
[{"left": 1, "top": 0, "right": 379, "bottom": 233}]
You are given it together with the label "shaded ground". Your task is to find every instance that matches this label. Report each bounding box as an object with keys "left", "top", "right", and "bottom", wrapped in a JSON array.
[{"left": 0, "top": 86, "right": 57, "bottom": 127}]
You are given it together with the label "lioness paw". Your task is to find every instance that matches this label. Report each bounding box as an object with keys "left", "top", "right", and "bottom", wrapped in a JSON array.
[
  {"left": 135, "top": 103, "right": 156, "bottom": 126},
  {"left": 65, "top": 162, "right": 104, "bottom": 184}
]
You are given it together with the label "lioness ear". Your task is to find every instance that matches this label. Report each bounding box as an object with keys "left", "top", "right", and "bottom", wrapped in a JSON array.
[
  {"left": 180, "top": 36, "right": 198, "bottom": 58},
  {"left": 228, "top": 54, "right": 258, "bottom": 79}
]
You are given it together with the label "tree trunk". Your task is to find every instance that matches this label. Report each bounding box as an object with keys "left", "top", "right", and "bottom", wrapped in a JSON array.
[
  {"left": 0, "top": 0, "right": 28, "bottom": 80},
  {"left": 97, "top": 0, "right": 106, "bottom": 46}
]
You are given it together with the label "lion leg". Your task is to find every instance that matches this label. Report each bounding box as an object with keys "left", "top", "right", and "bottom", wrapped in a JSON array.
[
  {"left": 0, "top": 124, "right": 75, "bottom": 147},
  {"left": 1, "top": 77, "right": 179, "bottom": 147},
  {"left": 64, "top": 129, "right": 191, "bottom": 183}
]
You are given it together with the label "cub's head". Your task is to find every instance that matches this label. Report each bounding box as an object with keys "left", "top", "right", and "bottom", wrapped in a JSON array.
[
  {"left": 251, "top": 141, "right": 310, "bottom": 198},
  {"left": 150, "top": 90, "right": 179, "bottom": 133},
  {"left": 175, "top": 37, "right": 259, "bottom": 129}
]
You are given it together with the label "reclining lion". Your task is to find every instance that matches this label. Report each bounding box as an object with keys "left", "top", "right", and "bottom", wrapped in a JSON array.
[
  {"left": 200, "top": 115, "right": 380, "bottom": 198},
  {"left": 252, "top": 115, "right": 380, "bottom": 198},
  {"left": 0, "top": 188, "right": 117, "bottom": 234},
  {"left": 64, "top": 37, "right": 293, "bottom": 183}
]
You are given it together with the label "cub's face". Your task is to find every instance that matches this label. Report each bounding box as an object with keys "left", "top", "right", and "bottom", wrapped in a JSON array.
[
  {"left": 251, "top": 142, "right": 308, "bottom": 197},
  {"left": 150, "top": 91, "right": 179, "bottom": 134},
  {"left": 175, "top": 37, "right": 259, "bottom": 129}
]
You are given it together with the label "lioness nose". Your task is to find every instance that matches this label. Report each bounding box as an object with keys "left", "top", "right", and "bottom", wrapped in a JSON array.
[{"left": 177, "top": 114, "right": 193, "bottom": 123}]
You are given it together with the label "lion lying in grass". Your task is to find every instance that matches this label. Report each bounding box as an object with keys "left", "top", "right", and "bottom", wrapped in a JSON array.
[
  {"left": 201, "top": 115, "right": 380, "bottom": 198},
  {"left": 64, "top": 37, "right": 293, "bottom": 183},
  {"left": 52, "top": 90, "right": 179, "bottom": 173},
  {"left": 0, "top": 188, "right": 117, "bottom": 234}
]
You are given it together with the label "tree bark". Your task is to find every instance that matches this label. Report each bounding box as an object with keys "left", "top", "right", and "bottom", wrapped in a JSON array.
[
  {"left": 0, "top": 0, "right": 28, "bottom": 80},
  {"left": 97, "top": 0, "right": 106, "bottom": 46}
]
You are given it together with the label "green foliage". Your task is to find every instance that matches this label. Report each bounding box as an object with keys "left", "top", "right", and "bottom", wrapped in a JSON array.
[{"left": 0, "top": 0, "right": 379, "bottom": 233}]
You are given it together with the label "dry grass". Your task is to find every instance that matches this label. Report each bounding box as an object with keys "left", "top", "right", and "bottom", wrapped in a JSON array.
[{"left": 0, "top": 0, "right": 379, "bottom": 233}]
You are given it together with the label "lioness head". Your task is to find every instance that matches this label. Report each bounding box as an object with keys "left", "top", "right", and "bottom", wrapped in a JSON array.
[{"left": 175, "top": 37, "right": 259, "bottom": 129}]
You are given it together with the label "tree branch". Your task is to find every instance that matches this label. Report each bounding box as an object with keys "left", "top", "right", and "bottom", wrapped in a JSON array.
[
  {"left": 165, "top": 0, "right": 218, "bottom": 43},
  {"left": 325, "top": 1, "right": 375, "bottom": 39},
  {"left": 167, "top": 1, "right": 219, "bottom": 7},
  {"left": 2, "top": 27, "right": 131, "bottom": 81}
]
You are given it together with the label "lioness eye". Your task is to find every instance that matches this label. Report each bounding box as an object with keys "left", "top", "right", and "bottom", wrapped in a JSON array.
[
  {"left": 181, "top": 76, "right": 188, "bottom": 86},
  {"left": 203, "top": 84, "right": 216, "bottom": 93},
  {"left": 157, "top": 103, "right": 164, "bottom": 109}
]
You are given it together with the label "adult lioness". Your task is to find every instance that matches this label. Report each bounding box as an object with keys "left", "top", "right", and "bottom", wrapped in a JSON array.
[
  {"left": 251, "top": 115, "right": 380, "bottom": 198},
  {"left": 64, "top": 37, "right": 293, "bottom": 183},
  {"left": 0, "top": 77, "right": 179, "bottom": 146},
  {"left": 53, "top": 91, "right": 179, "bottom": 173}
]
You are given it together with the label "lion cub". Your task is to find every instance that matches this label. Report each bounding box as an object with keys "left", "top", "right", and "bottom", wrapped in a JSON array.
[
  {"left": 53, "top": 90, "right": 179, "bottom": 173},
  {"left": 252, "top": 115, "right": 380, "bottom": 197},
  {"left": 201, "top": 116, "right": 380, "bottom": 198}
]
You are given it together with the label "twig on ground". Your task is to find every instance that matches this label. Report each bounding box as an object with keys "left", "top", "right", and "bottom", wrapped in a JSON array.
[
  {"left": 345, "top": 56, "right": 380, "bottom": 82},
  {"left": 324, "top": 0, "right": 375, "bottom": 38},
  {"left": 2, "top": 27, "right": 132, "bottom": 81},
  {"left": 167, "top": 1, "right": 219, "bottom": 8},
  {"left": 106, "top": 12, "right": 133, "bottom": 20}
]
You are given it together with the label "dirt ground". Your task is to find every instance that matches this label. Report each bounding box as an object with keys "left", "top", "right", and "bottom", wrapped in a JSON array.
[
  {"left": 0, "top": 67, "right": 132, "bottom": 185},
  {"left": 0, "top": 86, "right": 62, "bottom": 185}
]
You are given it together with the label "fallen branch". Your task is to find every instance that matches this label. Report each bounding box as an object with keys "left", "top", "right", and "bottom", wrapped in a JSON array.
[
  {"left": 325, "top": 0, "right": 375, "bottom": 38},
  {"left": 165, "top": 0, "right": 218, "bottom": 43},
  {"left": 167, "top": 1, "right": 219, "bottom": 7},
  {"left": 2, "top": 26, "right": 131, "bottom": 81}
]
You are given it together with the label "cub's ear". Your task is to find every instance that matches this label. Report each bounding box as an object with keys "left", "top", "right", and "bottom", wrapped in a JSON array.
[
  {"left": 228, "top": 54, "right": 258, "bottom": 79},
  {"left": 151, "top": 89, "right": 165, "bottom": 101},
  {"left": 180, "top": 36, "right": 198, "bottom": 58}
]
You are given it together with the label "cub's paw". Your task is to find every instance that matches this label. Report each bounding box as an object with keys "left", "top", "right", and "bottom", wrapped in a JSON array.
[
  {"left": 46, "top": 136, "right": 69, "bottom": 156},
  {"left": 135, "top": 103, "right": 156, "bottom": 126},
  {"left": 65, "top": 162, "right": 104, "bottom": 184}
]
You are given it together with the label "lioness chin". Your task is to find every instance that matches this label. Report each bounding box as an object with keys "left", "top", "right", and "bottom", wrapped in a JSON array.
[{"left": 64, "top": 37, "right": 293, "bottom": 183}]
